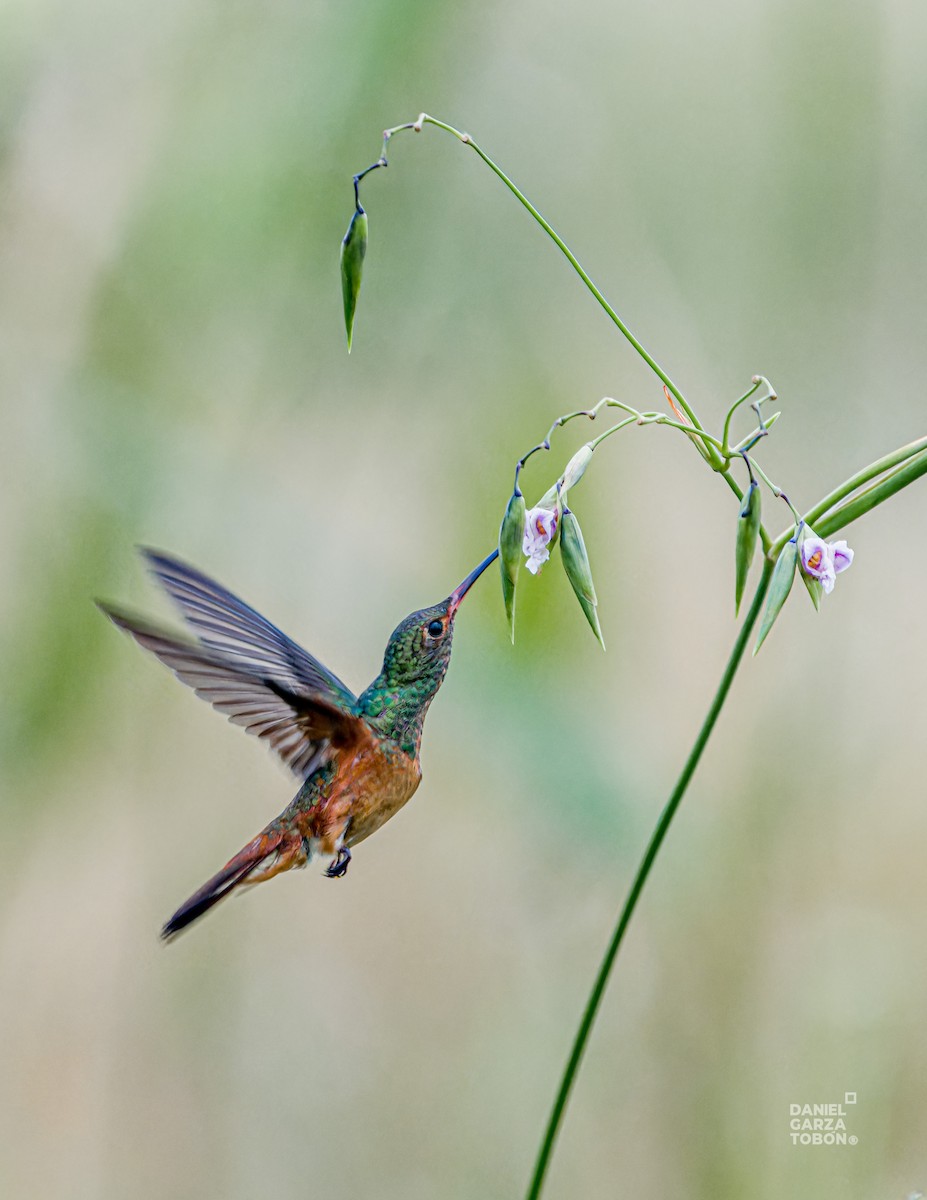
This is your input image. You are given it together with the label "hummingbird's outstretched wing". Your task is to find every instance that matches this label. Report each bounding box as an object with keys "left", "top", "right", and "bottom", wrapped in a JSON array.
[
  {"left": 142, "top": 549, "right": 355, "bottom": 707},
  {"left": 99, "top": 551, "right": 362, "bottom": 780}
]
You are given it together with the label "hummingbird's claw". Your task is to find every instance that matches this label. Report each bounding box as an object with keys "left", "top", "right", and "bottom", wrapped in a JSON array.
[{"left": 325, "top": 847, "right": 351, "bottom": 879}]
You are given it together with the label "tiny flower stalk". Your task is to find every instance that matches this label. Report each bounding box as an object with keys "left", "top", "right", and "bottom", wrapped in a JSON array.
[
  {"left": 754, "top": 534, "right": 799, "bottom": 654},
  {"left": 340, "top": 205, "right": 368, "bottom": 352},
  {"left": 560, "top": 507, "right": 605, "bottom": 649},
  {"left": 499, "top": 488, "right": 527, "bottom": 642},
  {"left": 734, "top": 480, "right": 761, "bottom": 615}
]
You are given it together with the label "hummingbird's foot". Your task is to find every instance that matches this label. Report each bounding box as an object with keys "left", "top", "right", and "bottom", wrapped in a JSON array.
[{"left": 325, "top": 846, "right": 351, "bottom": 879}]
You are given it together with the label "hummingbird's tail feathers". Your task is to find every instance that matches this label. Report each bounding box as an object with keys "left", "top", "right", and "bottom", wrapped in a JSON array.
[
  {"left": 161, "top": 828, "right": 299, "bottom": 941},
  {"left": 97, "top": 601, "right": 359, "bottom": 781}
]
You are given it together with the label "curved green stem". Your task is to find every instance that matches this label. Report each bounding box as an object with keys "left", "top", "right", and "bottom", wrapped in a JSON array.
[
  {"left": 587, "top": 415, "right": 637, "bottom": 451},
  {"left": 814, "top": 446, "right": 927, "bottom": 538},
  {"left": 404, "top": 116, "right": 717, "bottom": 458},
  {"left": 730, "top": 410, "right": 781, "bottom": 455},
  {"left": 721, "top": 378, "right": 763, "bottom": 456},
  {"left": 768, "top": 442, "right": 927, "bottom": 559},
  {"left": 525, "top": 558, "right": 774, "bottom": 1200},
  {"left": 801, "top": 436, "right": 927, "bottom": 529}
]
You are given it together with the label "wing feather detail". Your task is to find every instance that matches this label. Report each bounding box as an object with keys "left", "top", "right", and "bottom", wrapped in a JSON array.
[
  {"left": 99, "top": 551, "right": 362, "bottom": 780},
  {"left": 141, "top": 549, "right": 356, "bottom": 709}
]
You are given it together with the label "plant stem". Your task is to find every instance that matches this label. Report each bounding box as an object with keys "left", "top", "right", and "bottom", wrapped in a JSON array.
[
  {"left": 721, "top": 378, "right": 762, "bottom": 456},
  {"left": 767, "top": 442, "right": 927, "bottom": 558},
  {"left": 814, "top": 446, "right": 927, "bottom": 539},
  {"left": 525, "top": 557, "right": 774, "bottom": 1200},
  {"left": 802, "top": 435, "right": 927, "bottom": 529},
  {"left": 587, "top": 416, "right": 638, "bottom": 451},
  {"left": 405, "top": 116, "right": 716, "bottom": 455}
]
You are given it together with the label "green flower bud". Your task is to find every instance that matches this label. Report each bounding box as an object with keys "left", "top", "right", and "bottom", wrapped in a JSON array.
[
  {"left": 754, "top": 536, "right": 799, "bottom": 654},
  {"left": 498, "top": 489, "right": 527, "bottom": 642},
  {"left": 800, "top": 569, "right": 824, "bottom": 612},
  {"left": 734, "top": 481, "right": 761, "bottom": 616},
  {"left": 560, "top": 444, "right": 594, "bottom": 495},
  {"left": 340, "top": 207, "right": 368, "bottom": 353},
  {"left": 560, "top": 508, "right": 605, "bottom": 649}
]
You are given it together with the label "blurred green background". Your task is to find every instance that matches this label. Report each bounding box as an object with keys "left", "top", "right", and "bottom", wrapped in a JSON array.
[{"left": 3, "top": 0, "right": 927, "bottom": 1196}]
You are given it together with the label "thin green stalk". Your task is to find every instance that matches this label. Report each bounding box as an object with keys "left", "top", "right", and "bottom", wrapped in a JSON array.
[
  {"left": 721, "top": 378, "right": 762, "bottom": 456},
  {"left": 525, "top": 558, "right": 774, "bottom": 1200},
  {"left": 729, "top": 409, "right": 781, "bottom": 455},
  {"left": 408, "top": 116, "right": 716, "bottom": 456},
  {"left": 801, "top": 436, "right": 927, "bottom": 528},
  {"left": 768, "top": 442, "right": 927, "bottom": 558},
  {"left": 814, "top": 447, "right": 927, "bottom": 539},
  {"left": 587, "top": 416, "right": 637, "bottom": 450}
]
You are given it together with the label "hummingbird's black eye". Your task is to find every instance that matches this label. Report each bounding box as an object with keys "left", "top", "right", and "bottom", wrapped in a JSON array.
[{"left": 427, "top": 619, "right": 444, "bottom": 638}]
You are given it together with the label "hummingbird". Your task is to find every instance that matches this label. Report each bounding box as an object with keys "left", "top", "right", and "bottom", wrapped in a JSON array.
[{"left": 99, "top": 547, "right": 497, "bottom": 940}]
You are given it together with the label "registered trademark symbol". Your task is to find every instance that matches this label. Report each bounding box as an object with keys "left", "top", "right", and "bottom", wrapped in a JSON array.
[{"left": 849, "top": 1135, "right": 858, "bottom": 1145}]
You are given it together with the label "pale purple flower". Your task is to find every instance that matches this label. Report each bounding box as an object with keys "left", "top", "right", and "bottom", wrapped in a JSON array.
[
  {"left": 800, "top": 534, "right": 854, "bottom": 595},
  {"left": 830, "top": 540, "right": 854, "bottom": 575},
  {"left": 523, "top": 506, "right": 558, "bottom": 574}
]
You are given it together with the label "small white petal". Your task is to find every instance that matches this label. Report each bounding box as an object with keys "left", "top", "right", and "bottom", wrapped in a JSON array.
[{"left": 830, "top": 540, "right": 854, "bottom": 574}]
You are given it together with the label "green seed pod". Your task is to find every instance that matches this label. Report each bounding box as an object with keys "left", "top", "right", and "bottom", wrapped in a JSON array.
[
  {"left": 498, "top": 489, "right": 527, "bottom": 642},
  {"left": 754, "top": 536, "right": 799, "bottom": 654},
  {"left": 560, "top": 508, "right": 605, "bottom": 649},
  {"left": 340, "top": 207, "right": 368, "bottom": 353},
  {"left": 734, "top": 481, "right": 761, "bottom": 616},
  {"left": 800, "top": 569, "right": 824, "bottom": 612}
]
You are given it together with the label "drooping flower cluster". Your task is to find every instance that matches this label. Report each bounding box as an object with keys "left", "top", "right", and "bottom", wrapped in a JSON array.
[
  {"left": 497, "top": 477, "right": 603, "bottom": 647},
  {"left": 799, "top": 536, "right": 854, "bottom": 594}
]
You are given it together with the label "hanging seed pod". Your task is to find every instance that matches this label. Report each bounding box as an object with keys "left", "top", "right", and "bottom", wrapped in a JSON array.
[
  {"left": 498, "top": 489, "right": 527, "bottom": 642},
  {"left": 754, "top": 535, "right": 799, "bottom": 654},
  {"left": 340, "top": 206, "right": 368, "bottom": 352},
  {"left": 560, "top": 507, "right": 604, "bottom": 649},
  {"left": 734, "top": 481, "right": 761, "bottom": 616}
]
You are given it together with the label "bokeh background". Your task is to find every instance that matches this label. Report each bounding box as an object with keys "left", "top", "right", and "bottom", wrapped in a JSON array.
[{"left": 3, "top": 0, "right": 927, "bottom": 1196}]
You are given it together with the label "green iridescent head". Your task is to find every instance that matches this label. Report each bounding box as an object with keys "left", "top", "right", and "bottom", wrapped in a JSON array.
[
  {"left": 380, "top": 550, "right": 498, "bottom": 690},
  {"left": 381, "top": 600, "right": 457, "bottom": 689}
]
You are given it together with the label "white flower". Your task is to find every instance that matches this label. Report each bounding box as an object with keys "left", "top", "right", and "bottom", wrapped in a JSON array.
[
  {"left": 829, "top": 540, "right": 854, "bottom": 575},
  {"left": 800, "top": 535, "right": 854, "bottom": 595},
  {"left": 523, "top": 506, "right": 558, "bottom": 574}
]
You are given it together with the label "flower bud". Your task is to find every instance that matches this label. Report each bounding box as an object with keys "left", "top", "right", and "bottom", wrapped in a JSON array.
[
  {"left": 734, "top": 481, "right": 761, "bottom": 616},
  {"left": 498, "top": 489, "right": 527, "bottom": 642},
  {"left": 340, "top": 207, "right": 368, "bottom": 352},
  {"left": 560, "top": 508, "right": 605, "bottom": 649},
  {"left": 754, "top": 536, "right": 799, "bottom": 654},
  {"left": 560, "top": 444, "right": 594, "bottom": 495}
]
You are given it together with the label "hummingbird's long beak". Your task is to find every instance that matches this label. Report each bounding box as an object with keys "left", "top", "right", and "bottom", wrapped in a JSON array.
[{"left": 448, "top": 549, "right": 499, "bottom": 614}]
